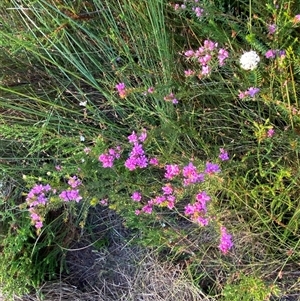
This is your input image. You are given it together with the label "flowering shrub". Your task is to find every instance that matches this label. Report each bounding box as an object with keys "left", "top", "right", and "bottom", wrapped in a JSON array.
[
  {"left": 95, "top": 128, "right": 233, "bottom": 254},
  {"left": 3, "top": 0, "right": 300, "bottom": 298},
  {"left": 26, "top": 184, "right": 54, "bottom": 229},
  {"left": 26, "top": 176, "right": 83, "bottom": 232}
]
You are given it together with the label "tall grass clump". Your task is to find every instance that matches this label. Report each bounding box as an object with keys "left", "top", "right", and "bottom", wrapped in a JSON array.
[{"left": 1, "top": 0, "right": 300, "bottom": 299}]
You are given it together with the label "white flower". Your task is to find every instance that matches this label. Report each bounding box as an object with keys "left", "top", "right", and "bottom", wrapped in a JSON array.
[
  {"left": 79, "top": 101, "right": 87, "bottom": 107},
  {"left": 239, "top": 50, "right": 260, "bottom": 70}
]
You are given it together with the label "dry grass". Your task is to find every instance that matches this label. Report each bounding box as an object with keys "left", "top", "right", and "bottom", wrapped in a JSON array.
[
  {"left": 9, "top": 253, "right": 211, "bottom": 301},
  {"left": 1, "top": 205, "right": 212, "bottom": 301}
]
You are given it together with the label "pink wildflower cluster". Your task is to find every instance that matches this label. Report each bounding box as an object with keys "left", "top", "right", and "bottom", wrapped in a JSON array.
[
  {"left": 164, "top": 164, "right": 181, "bottom": 180},
  {"left": 125, "top": 130, "right": 148, "bottom": 170},
  {"left": 204, "top": 162, "right": 221, "bottom": 175},
  {"left": 99, "top": 146, "right": 122, "bottom": 168},
  {"left": 184, "top": 191, "right": 211, "bottom": 226},
  {"left": 192, "top": 6, "right": 204, "bottom": 18},
  {"left": 26, "top": 175, "right": 84, "bottom": 230},
  {"left": 68, "top": 175, "right": 82, "bottom": 188},
  {"left": 133, "top": 160, "right": 223, "bottom": 217},
  {"left": 164, "top": 92, "right": 178, "bottom": 104},
  {"left": 115, "top": 82, "right": 127, "bottom": 98},
  {"left": 218, "top": 226, "right": 233, "bottom": 254},
  {"left": 154, "top": 193, "right": 176, "bottom": 210},
  {"left": 59, "top": 189, "right": 82, "bottom": 202},
  {"left": 184, "top": 39, "right": 229, "bottom": 78},
  {"left": 182, "top": 162, "right": 204, "bottom": 186},
  {"left": 97, "top": 130, "right": 232, "bottom": 254},
  {"left": 219, "top": 148, "right": 229, "bottom": 161},
  {"left": 267, "top": 23, "right": 276, "bottom": 35},
  {"left": 265, "top": 49, "right": 286, "bottom": 59},
  {"left": 184, "top": 69, "right": 195, "bottom": 77},
  {"left": 135, "top": 184, "right": 176, "bottom": 215},
  {"left": 59, "top": 176, "right": 83, "bottom": 202},
  {"left": 26, "top": 184, "right": 53, "bottom": 229},
  {"left": 238, "top": 87, "right": 260, "bottom": 99},
  {"left": 174, "top": 1, "right": 204, "bottom": 18},
  {"left": 131, "top": 191, "right": 142, "bottom": 202}
]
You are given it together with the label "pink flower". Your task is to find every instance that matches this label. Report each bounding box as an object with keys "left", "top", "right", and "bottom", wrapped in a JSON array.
[
  {"left": 238, "top": 91, "right": 248, "bottom": 99},
  {"left": 128, "top": 131, "right": 138, "bottom": 144},
  {"left": 219, "top": 148, "right": 229, "bottom": 161},
  {"left": 115, "top": 82, "right": 127, "bottom": 98},
  {"left": 99, "top": 153, "right": 114, "bottom": 168},
  {"left": 59, "top": 189, "right": 82, "bottom": 202},
  {"left": 149, "top": 157, "right": 159, "bottom": 166},
  {"left": 142, "top": 203, "right": 153, "bottom": 214},
  {"left": 195, "top": 47, "right": 205, "bottom": 57},
  {"left": 125, "top": 142, "right": 148, "bottom": 171},
  {"left": 100, "top": 199, "right": 108, "bottom": 206},
  {"left": 195, "top": 191, "right": 211, "bottom": 205},
  {"left": 218, "top": 226, "right": 233, "bottom": 254},
  {"left": 239, "top": 87, "right": 259, "bottom": 99},
  {"left": 131, "top": 191, "right": 142, "bottom": 202},
  {"left": 198, "top": 54, "right": 212, "bottom": 65},
  {"left": 84, "top": 147, "right": 91, "bottom": 154},
  {"left": 267, "top": 24, "right": 276, "bottom": 34},
  {"left": 147, "top": 87, "right": 155, "bottom": 94},
  {"left": 294, "top": 14, "right": 300, "bottom": 23},
  {"left": 193, "top": 6, "right": 204, "bottom": 18},
  {"left": 201, "top": 65, "right": 211, "bottom": 75},
  {"left": 184, "top": 69, "right": 195, "bottom": 77},
  {"left": 153, "top": 195, "right": 166, "bottom": 205},
  {"left": 204, "top": 39, "right": 217, "bottom": 51},
  {"left": 184, "top": 50, "right": 195, "bottom": 57},
  {"left": 99, "top": 146, "right": 122, "bottom": 168},
  {"left": 138, "top": 129, "right": 147, "bottom": 142},
  {"left": 205, "top": 162, "right": 221, "bottom": 174},
  {"left": 182, "top": 162, "right": 204, "bottom": 186},
  {"left": 184, "top": 204, "right": 195, "bottom": 216},
  {"left": 162, "top": 184, "right": 173, "bottom": 195},
  {"left": 195, "top": 216, "right": 209, "bottom": 226},
  {"left": 247, "top": 87, "right": 260, "bottom": 97},
  {"left": 267, "top": 128, "right": 275, "bottom": 137},
  {"left": 218, "top": 48, "right": 229, "bottom": 66},
  {"left": 265, "top": 49, "right": 276, "bottom": 59},
  {"left": 68, "top": 176, "right": 82, "bottom": 188},
  {"left": 116, "top": 82, "right": 125, "bottom": 91},
  {"left": 184, "top": 192, "right": 211, "bottom": 227},
  {"left": 167, "top": 195, "right": 175, "bottom": 209},
  {"left": 35, "top": 221, "right": 43, "bottom": 229},
  {"left": 164, "top": 164, "right": 180, "bottom": 179}
]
